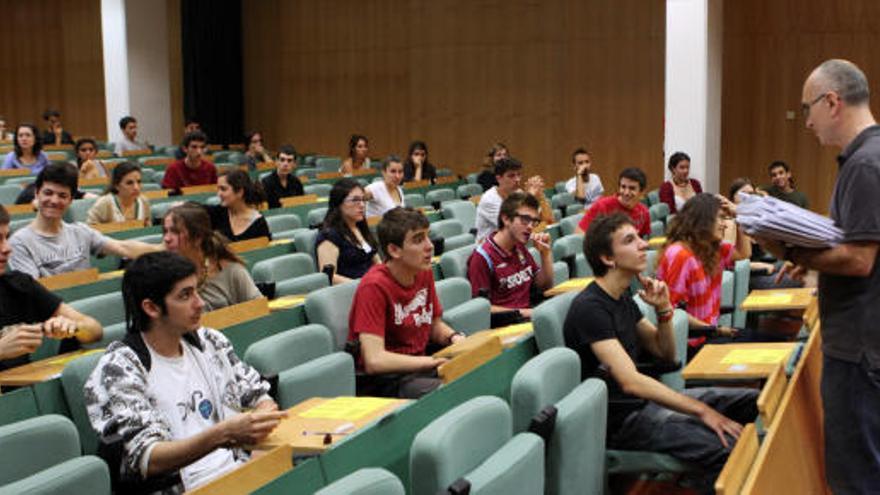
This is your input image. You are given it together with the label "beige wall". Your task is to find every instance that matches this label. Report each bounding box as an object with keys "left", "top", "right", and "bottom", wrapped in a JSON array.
[{"left": 242, "top": 0, "right": 667, "bottom": 188}]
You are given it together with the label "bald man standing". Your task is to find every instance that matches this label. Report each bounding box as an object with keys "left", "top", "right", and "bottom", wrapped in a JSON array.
[{"left": 760, "top": 59, "right": 880, "bottom": 493}]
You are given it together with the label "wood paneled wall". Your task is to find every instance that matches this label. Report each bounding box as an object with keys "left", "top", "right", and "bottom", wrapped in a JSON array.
[
  {"left": 722, "top": 0, "right": 880, "bottom": 211},
  {"left": 0, "top": 0, "right": 107, "bottom": 140},
  {"left": 242, "top": 0, "right": 666, "bottom": 187}
]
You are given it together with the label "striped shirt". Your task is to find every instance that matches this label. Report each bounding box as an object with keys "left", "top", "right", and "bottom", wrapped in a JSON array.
[{"left": 655, "top": 242, "right": 734, "bottom": 325}]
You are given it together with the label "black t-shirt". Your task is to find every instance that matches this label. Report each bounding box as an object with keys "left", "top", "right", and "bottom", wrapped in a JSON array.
[
  {"left": 403, "top": 162, "right": 437, "bottom": 184},
  {"left": 41, "top": 130, "right": 74, "bottom": 146},
  {"left": 261, "top": 171, "right": 304, "bottom": 209},
  {"left": 315, "top": 227, "right": 376, "bottom": 279},
  {"left": 563, "top": 282, "right": 645, "bottom": 433},
  {"left": 205, "top": 205, "right": 272, "bottom": 243},
  {"left": 476, "top": 170, "right": 498, "bottom": 192},
  {"left": 0, "top": 271, "right": 63, "bottom": 369},
  {"left": 821, "top": 125, "right": 880, "bottom": 368}
]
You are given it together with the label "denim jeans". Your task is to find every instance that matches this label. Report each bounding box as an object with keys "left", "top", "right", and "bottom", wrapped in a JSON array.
[{"left": 822, "top": 355, "right": 880, "bottom": 495}]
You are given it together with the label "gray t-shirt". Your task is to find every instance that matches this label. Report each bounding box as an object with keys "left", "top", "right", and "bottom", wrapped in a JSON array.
[
  {"left": 9, "top": 222, "right": 108, "bottom": 278},
  {"left": 820, "top": 125, "right": 880, "bottom": 368},
  {"left": 199, "top": 261, "right": 261, "bottom": 312}
]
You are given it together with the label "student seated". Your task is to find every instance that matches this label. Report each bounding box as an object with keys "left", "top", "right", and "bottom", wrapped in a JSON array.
[
  {"left": 161, "top": 131, "right": 217, "bottom": 194},
  {"left": 476, "top": 142, "right": 507, "bottom": 192},
  {"left": 339, "top": 134, "right": 371, "bottom": 175},
  {"left": 348, "top": 207, "right": 465, "bottom": 398},
  {"left": 207, "top": 169, "right": 271, "bottom": 243},
  {"left": 86, "top": 162, "right": 152, "bottom": 226},
  {"left": 41, "top": 109, "right": 74, "bottom": 146},
  {"left": 0, "top": 204, "right": 103, "bottom": 370},
  {"left": 242, "top": 130, "right": 272, "bottom": 171},
  {"left": 113, "top": 116, "right": 150, "bottom": 155},
  {"left": 760, "top": 160, "right": 809, "bottom": 209},
  {"left": 364, "top": 155, "right": 405, "bottom": 218},
  {"left": 84, "top": 252, "right": 285, "bottom": 492},
  {"left": 261, "top": 144, "right": 304, "bottom": 209},
  {"left": 563, "top": 213, "right": 757, "bottom": 488},
  {"left": 316, "top": 179, "right": 381, "bottom": 284},
  {"left": 467, "top": 192, "right": 553, "bottom": 320},
  {"left": 9, "top": 163, "right": 162, "bottom": 279},
  {"left": 163, "top": 203, "right": 262, "bottom": 311},
  {"left": 402, "top": 140, "right": 437, "bottom": 184},
  {"left": 575, "top": 167, "right": 652, "bottom": 237},
  {"left": 2, "top": 123, "right": 50, "bottom": 176},
  {"left": 75, "top": 138, "right": 109, "bottom": 179},
  {"left": 475, "top": 157, "right": 554, "bottom": 243},
  {"left": 659, "top": 152, "right": 703, "bottom": 214},
  {"left": 564, "top": 147, "right": 604, "bottom": 209}
]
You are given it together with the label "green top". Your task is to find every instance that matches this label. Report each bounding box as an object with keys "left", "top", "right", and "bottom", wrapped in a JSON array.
[{"left": 763, "top": 184, "right": 809, "bottom": 209}]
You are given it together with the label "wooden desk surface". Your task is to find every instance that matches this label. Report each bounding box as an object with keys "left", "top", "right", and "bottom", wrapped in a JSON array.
[
  {"left": 544, "top": 277, "right": 594, "bottom": 297},
  {"left": 433, "top": 323, "right": 533, "bottom": 359},
  {"left": 185, "top": 445, "right": 293, "bottom": 495},
  {"left": 740, "top": 288, "right": 816, "bottom": 312},
  {"left": 0, "top": 349, "right": 103, "bottom": 387},
  {"left": 683, "top": 343, "right": 797, "bottom": 381},
  {"left": 256, "top": 397, "right": 410, "bottom": 453}
]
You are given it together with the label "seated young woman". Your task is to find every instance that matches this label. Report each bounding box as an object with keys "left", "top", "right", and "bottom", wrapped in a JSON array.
[
  {"left": 316, "top": 178, "right": 381, "bottom": 284},
  {"left": 659, "top": 152, "right": 703, "bottom": 214},
  {"left": 162, "top": 203, "right": 262, "bottom": 311},
  {"left": 402, "top": 140, "right": 437, "bottom": 184},
  {"left": 656, "top": 193, "right": 783, "bottom": 355},
  {"left": 339, "top": 134, "right": 370, "bottom": 175},
  {"left": 242, "top": 130, "right": 272, "bottom": 171},
  {"left": 206, "top": 169, "right": 271, "bottom": 242},
  {"left": 86, "top": 162, "right": 151, "bottom": 226},
  {"left": 74, "top": 138, "right": 109, "bottom": 179},
  {"left": 364, "top": 155, "right": 405, "bottom": 218}
]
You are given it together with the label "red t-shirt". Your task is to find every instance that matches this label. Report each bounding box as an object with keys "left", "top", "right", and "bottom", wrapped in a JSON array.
[
  {"left": 348, "top": 264, "right": 443, "bottom": 363},
  {"left": 578, "top": 195, "right": 651, "bottom": 237},
  {"left": 161, "top": 159, "right": 218, "bottom": 191},
  {"left": 467, "top": 235, "right": 539, "bottom": 309}
]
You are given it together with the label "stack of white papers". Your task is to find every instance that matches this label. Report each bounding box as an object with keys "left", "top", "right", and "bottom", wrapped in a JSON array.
[{"left": 735, "top": 194, "right": 842, "bottom": 248}]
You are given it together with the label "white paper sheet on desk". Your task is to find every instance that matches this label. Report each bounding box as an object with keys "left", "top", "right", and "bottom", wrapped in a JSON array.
[{"left": 735, "top": 194, "right": 843, "bottom": 248}]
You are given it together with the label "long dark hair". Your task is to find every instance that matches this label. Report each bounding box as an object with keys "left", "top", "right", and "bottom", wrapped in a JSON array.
[
  {"left": 403, "top": 140, "right": 433, "bottom": 172},
  {"left": 74, "top": 138, "right": 98, "bottom": 167},
  {"left": 348, "top": 134, "right": 368, "bottom": 160},
  {"left": 662, "top": 193, "right": 723, "bottom": 276},
  {"left": 322, "top": 178, "right": 377, "bottom": 251},
  {"left": 165, "top": 203, "right": 244, "bottom": 265},
  {"left": 106, "top": 161, "right": 142, "bottom": 195},
  {"left": 13, "top": 123, "right": 41, "bottom": 158},
  {"left": 220, "top": 169, "right": 266, "bottom": 207}
]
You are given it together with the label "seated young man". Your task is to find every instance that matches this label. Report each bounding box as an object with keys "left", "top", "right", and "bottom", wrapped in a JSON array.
[
  {"left": 0, "top": 204, "right": 103, "bottom": 370},
  {"left": 563, "top": 213, "right": 757, "bottom": 484},
  {"left": 575, "top": 167, "right": 651, "bottom": 237},
  {"left": 261, "top": 144, "right": 304, "bottom": 209},
  {"left": 85, "top": 252, "right": 286, "bottom": 492},
  {"left": 564, "top": 147, "right": 604, "bottom": 209},
  {"left": 8, "top": 163, "right": 162, "bottom": 279},
  {"left": 475, "top": 157, "right": 554, "bottom": 243},
  {"left": 161, "top": 131, "right": 218, "bottom": 194},
  {"left": 348, "top": 207, "right": 466, "bottom": 399},
  {"left": 467, "top": 192, "right": 554, "bottom": 320}
]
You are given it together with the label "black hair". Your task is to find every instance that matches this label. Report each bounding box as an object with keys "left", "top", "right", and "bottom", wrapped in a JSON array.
[
  {"left": 42, "top": 109, "right": 61, "bottom": 121},
  {"left": 184, "top": 116, "right": 200, "bottom": 127},
  {"left": 377, "top": 207, "right": 430, "bottom": 259},
  {"left": 571, "top": 147, "right": 590, "bottom": 163},
  {"left": 382, "top": 154, "right": 402, "bottom": 171},
  {"left": 0, "top": 204, "right": 8, "bottom": 226},
  {"left": 728, "top": 177, "right": 754, "bottom": 201},
  {"left": 619, "top": 167, "right": 647, "bottom": 191},
  {"left": 13, "top": 123, "right": 42, "bottom": 157},
  {"left": 122, "top": 252, "right": 197, "bottom": 334},
  {"left": 498, "top": 192, "right": 540, "bottom": 229},
  {"left": 74, "top": 138, "right": 98, "bottom": 166},
  {"left": 107, "top": 162, "right": 142, "bottom": 195},
  {"left": 667, "top": 152, "right": 691, "bottom": 172},
  {"left": 768, "top": 160, "right": 794, "bottom": 188},
  {"left": 583, "top": 213, "right": 635, "bottom": 277},
  {"left": 322, "top": 178, "right": 377, "bottom": 251},
  {"left": 182, "top": 130, "right": 208, "bottom": 148},
  {"left": 119, "top": 116, "right": 137, "bottom": 130},
  {"left": 348, "top": 134, "right": 368, "bottom": 159},
  {"left": 35, "top": 162, "right": 78, "bottom": 194},
  {"left": 277, "top": 144, "right": 297, "bottom": 158},
  {"left": 245, "top": 131, "right": 263, "bottom": 151},
  {"left": 494, "top": 157, "right": 523, "bottom": 177},
  {"left": 403, "top": 141, "right": 433, "bottom": 172},
  {"left": 220, "top": 169, "right": 266, "bottom": 207}
]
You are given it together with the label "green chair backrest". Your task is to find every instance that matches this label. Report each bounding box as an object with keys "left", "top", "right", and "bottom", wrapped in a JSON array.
[
  {"left": 70, "top": 292, "right": 125, "bottom": 327},
  {"left": 60, "top": 352, "right": 104, "bottom": 455},
  {"left": 63, "top": 198, "right": 98, "bottom": 223},
  {"left": 463, "top": 432, "right": 544, "bottom": 495},
  {"left": 251, "top": 253, "right": 315, "bottom": 284},
  {"left": 438, "top": 245, "right": 475, "bottom": 279},
  {"left": 0, "top": 184, "right": 21, "bottom": 204},
  {"left": 532, "top": 291, "right": 579, "bottom": 352},
  {"left": 0, "top": 415, "right": 80, "bottom": 485},
  {"left": 435, "top": 277, "right": 473, "bottom": 310},
  {"left": 277, "top": 352, "right": 355, "bottom": 409},
  {"left": 559, "top": 215, "right": 580, "bottom": 237},
  {"left": 404, "top": 193, "right": 426, "bottom": 208},
  {"left": 429, "top": 219, "right": 465, "bottom": 238},
  {"left": 456, "top": 183, "right": 483, "bottom": 199},
  {"left": 266, "top": 214, "right": 302, "bottom": 234},
  {"left": 733, "top": 258, "right": 750, "bottom": 328},
  {"left": 0, "top": 455, "right": 110, "bottom": 495},
  {"left": 315, "top": 157, "right": 341, "bottom": 172},
  {"left": 425, "top": 188, "right": 456, "bottom": 205},
  {"left": 649, "top": 203, "right": 670, "bottom": 223},
  {"left": 304, "top": 280, "right": 360, "bottom": 350},
  {"left": 304, "top": 184, "right": 332, "bottom": 197},
  {"left": 441, "top": 200, "right": 477, "bottom": 231},
  {"left": 243, "top": 324, "right": 334, "bottom": 377},
  {"left": 307, "top": 207, "right": 329, "bottom": 228},
  {"left": 315, "top": 467, "right": 405, "bottom": 495},
  {"left": 551, "top": 192, "right": 575, "bottom": 209}
]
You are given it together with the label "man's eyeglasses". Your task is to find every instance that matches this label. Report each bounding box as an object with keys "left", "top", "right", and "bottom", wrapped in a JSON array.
[
  {"left": 801, "top": 92, "right": 829, "bottom": 118},
  {"left": 515, "top": 214, "right": 541, "bottom": 227}
]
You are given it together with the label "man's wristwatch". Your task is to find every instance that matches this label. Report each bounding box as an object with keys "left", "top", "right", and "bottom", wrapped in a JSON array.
[{"left": 447, "top": 332, "right": 466, "bottom": 345}]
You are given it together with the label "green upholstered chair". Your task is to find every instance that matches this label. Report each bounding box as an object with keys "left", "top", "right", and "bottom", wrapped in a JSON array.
[
  {"left": 438, "top": 245, "right": 476, "bottom": 280},
  {"left": 429, "top": 219, "right": 474, "bottom": 253},
  {"left": 646, "top": 189, "right": 660, "bottom": 206},
  {"left": 457, "top": 183, "right": 483, "bottom": 200},
  {"left": 527, "top": 247, "right": 570, "bottom": 286},
  {"left": 441, "top": 200, "right": 477, "bottom": 233},
  {"left": 410, "top": 396, "right": 545, "bottom": 495},
  {"left": 304, "top": 184, "right": 333, "bottom": 197},
  {"left": 550, "top": 192, "right": 575, "bottom": 211},
  {"left": 649, "top": 202, "right": 670, "bottom": 224},
  {"left": 435, "top": 277, "right": 491, "bottom": 335},
  {"left": 559, "top": 214, "right": 581, "bottom": 237},
  {"left": 63, "top": 197, "right": 98, "bottom": 223},
  {"left": 276, "top": 353, "right": 355, "bottom": 409},
  {"left": 316, "top": 468, "right": 404, "bottom": 495},
  {"left": 251, "top": 253, "right": 327, "bottom": 297},
  {"left": 315, "top": 157, "right": 341, "bottom": 172},
  {"left": 293, "top": 228, "right": 320, "bottom": 261},
  {"left": 0, "top": 185, "right": 21, "bottom": 204},
  {"left": 266, "top": 214, "right": 302, "bottom": 234},
  {"left": 564, "top": 203, "right": 584, "bottom": 217},
  {"left": 650, "top": 219, "right": 665, "bottom": 238},
  {"left": 424, "top": 188, "right": 456, "bottom": 207},
  {"left": 304, "top": 280, "right": 360, "bottom": 350},
  {"left": 60, "top": 351, "right": 104, "bottom": 455},
  {"left": 404, "top": 193, "right": 426, "bottom": 208},
  {"left": 510, "top": 348, "right": 608, "bottom": 495},
  {"left": 733, "top": 258, "right": 750, "bottom": 328},
  {"left": 306, "top": 207, "right": 329, "bottom": 228},
  {"left": 0, "top": 415, "right": 109, "bottom": 495}
]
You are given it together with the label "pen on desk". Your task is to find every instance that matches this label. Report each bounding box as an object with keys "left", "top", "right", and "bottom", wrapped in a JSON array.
[{"left": 300, "top": 422, "right": 355, "bottom": 437}]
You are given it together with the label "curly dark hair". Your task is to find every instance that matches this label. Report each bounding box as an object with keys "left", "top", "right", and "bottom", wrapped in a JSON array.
[{"left": 662, "top": 193, "right": 723, "bottom": 276}]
